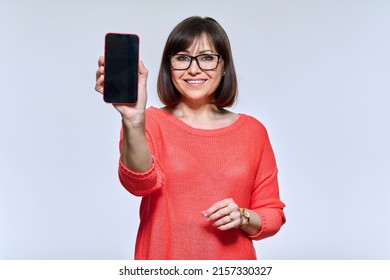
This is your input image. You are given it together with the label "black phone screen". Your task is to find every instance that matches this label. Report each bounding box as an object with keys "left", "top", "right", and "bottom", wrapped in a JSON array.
[{"left": 104, "top": 33, "right": 139, "bottom": 103}]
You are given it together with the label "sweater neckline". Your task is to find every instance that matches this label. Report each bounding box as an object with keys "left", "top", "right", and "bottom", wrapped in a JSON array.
[{"left": 149, "top": 106, "right": 247, "bottom": 136}]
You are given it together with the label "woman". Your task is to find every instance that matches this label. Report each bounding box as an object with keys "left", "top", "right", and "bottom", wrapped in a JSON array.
[{"left": 95, "top": 16, "right": 286, "bottom": 260}]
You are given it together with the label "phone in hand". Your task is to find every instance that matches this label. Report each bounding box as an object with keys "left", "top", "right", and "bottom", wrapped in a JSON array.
[{"left": 103, "top": 33, "right": 139, "bottom": 103}]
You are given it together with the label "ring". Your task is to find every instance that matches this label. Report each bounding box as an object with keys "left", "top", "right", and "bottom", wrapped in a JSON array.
[{"left": 229, "top": 214, "right": 234, "bottom": 221}]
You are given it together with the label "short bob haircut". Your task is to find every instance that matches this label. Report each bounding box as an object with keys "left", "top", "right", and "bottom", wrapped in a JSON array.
[{"left": 157, "top": 16, "right": 238, "bottom": 108}]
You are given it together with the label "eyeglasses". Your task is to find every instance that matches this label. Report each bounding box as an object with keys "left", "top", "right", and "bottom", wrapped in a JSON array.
[{"left": 169, "top": 54, "right": 222, "bottom": 70}]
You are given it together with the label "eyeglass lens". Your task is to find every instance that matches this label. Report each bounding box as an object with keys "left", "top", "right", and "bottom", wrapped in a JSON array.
[{"left": 171, "top": 54, "right": 220, "bottom": 70}]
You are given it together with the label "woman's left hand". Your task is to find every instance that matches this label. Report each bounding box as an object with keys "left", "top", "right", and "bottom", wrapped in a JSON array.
[{"left": 202, "top": 198, "right": 243, "bottom": 231}]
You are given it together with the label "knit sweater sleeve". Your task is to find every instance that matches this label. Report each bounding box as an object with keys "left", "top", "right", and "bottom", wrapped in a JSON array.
[
  {"left": 248, "top": 123, "right": 286, "bottom": 241},
  {"left": 117, "top": 111, "right": 165, "bottom": 197}
]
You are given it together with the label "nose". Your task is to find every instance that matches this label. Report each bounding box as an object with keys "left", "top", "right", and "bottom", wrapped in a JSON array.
[{"left": 187, "top": 57, "right": 202, "bottom": 74}]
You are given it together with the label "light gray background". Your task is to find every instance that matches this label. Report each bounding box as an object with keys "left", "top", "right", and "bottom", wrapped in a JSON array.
[{"left": 0, "top": 0, "right": 389, "bottom": 259}]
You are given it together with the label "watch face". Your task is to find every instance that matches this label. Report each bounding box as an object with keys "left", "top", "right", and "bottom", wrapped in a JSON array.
[
  {"left": 240, "top": 208, "right": 250, "bottom": 227},
  {"left": 243, "top": 209, "right": 250, "bottom": 218}
]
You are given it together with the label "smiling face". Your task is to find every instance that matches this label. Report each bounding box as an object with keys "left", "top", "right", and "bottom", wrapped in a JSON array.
[
  {"left": 170, "top": 34, "right": 225, "bottom": 106},
  {"left": 157, "top": 17, "right": 238, "bottom": 108}
]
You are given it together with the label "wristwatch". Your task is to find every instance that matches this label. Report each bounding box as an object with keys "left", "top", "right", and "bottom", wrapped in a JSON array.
[{"left": 240, "top": 208, "right": 250, "bottom": 228}]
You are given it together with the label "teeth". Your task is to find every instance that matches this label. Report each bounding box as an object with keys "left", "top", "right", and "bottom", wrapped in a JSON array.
[{"left": 186, "top": 80, "right": 205, "bottom": 84}]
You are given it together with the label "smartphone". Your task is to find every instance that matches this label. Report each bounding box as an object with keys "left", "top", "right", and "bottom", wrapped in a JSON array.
[{"left": 103, "top": 33, "right": 139, "bottom": 103}]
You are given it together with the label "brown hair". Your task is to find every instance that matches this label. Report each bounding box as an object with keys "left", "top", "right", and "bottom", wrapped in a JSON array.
[{"left": 157, "top": 16, "right": 238, "bottom": 108}]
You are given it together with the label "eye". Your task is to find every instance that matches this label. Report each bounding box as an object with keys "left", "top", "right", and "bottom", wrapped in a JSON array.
[
  {"left": 199, "top": 54, "right": 215, "bottom": 61},
  {"left": 174, "top": 55, "right": 191, "bottom": 61}
]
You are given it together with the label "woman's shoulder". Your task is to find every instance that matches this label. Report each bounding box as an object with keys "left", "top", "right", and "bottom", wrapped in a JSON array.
[
  {"left": 239, "top": 113, "right": 268, "bottom": 131},
  {"left": 144, "top": 106, "right": 178, "bottom": 131},
  {"left": 145, "top": 106, "right": 168, "bottom": 120},
  {"left": 145, "top": 106, "right": 165, "bottom": 126},
  {"left": 145, "top": 106, "right": 161, "bottom": 114}
]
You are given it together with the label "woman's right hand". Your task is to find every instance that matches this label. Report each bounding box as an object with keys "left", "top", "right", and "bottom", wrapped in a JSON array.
[
  {"left": 95, "top": 55, "right": 149, "bottom": 124},
  {"left": 95, "top": 55, "right": 152, "bottom": 172}
]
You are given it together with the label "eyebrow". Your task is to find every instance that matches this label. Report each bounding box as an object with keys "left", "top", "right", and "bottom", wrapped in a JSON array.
[
  {"left": 178, "top": 49, "right": 216, "bottom": 54},
  {"left": 199, "top": 50, "right": 215, "bottom": 54}
]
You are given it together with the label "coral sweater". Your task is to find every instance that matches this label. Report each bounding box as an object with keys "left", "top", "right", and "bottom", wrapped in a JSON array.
[{"left": 118, "top": 107, "right": 286, "bottom": 260}]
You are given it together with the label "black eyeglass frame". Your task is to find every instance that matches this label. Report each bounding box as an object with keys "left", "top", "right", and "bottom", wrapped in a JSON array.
[{"left": 169, "top": 54, "right": 222, "bottom": 70}]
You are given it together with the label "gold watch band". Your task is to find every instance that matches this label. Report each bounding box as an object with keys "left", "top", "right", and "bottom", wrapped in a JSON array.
[{"left": 240, "top": 208, "right": 250, "bottom": 228}]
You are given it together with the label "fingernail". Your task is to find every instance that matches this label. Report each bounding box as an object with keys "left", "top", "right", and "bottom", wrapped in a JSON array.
[{"left": 202, "top": 211, "right": 208, "bottom": 217}]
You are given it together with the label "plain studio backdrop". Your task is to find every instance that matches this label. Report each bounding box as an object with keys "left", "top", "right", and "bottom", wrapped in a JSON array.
[{"left": 0, "top": 0, "right": 389, "bottom": 260}]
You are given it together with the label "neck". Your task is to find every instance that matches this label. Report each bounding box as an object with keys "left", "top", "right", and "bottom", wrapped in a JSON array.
[
  {"left": 162, "top": 102, "right": 237, "bottom": 130},
  {"left": 171, "top": 103, "right": 222, "bottom": 121}
]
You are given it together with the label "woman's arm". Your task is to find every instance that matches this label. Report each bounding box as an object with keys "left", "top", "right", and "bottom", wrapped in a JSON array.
[{"left": 95, "top": 56, "right": 152, "bottom": 172}]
